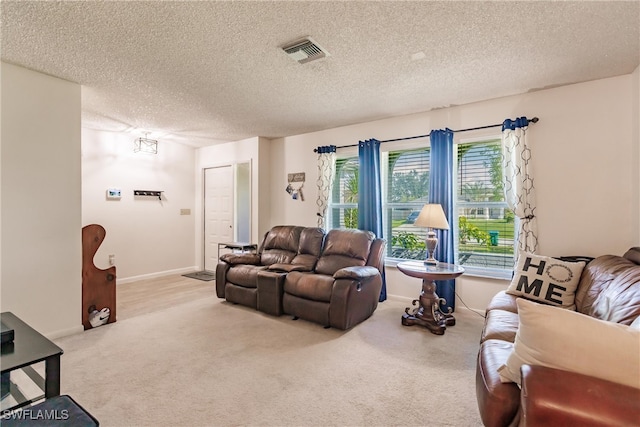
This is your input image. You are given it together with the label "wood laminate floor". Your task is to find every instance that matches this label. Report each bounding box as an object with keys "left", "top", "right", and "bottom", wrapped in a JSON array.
[{"left": 117, "top": 274, "right": 215, "bottom": 321}]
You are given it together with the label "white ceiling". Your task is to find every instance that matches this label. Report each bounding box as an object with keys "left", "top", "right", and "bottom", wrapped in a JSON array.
[{"left": 2, "top": 1, "right": 639, "bottom": 147}]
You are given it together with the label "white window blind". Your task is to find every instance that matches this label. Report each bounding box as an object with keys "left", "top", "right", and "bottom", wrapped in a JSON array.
[
  {"left": 456, "top": 139, "right": 515, "bottom": 274},
  {"left": 387, "top": 148, "right": 430, "bottom": 260}
]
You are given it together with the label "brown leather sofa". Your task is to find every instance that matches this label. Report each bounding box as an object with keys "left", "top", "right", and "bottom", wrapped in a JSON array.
[
  {"left": 216, "top": 225, "right": 385, "bottom": 329},
  {"left": 476, "top": 248, "right": 640, "bottom": 426}
]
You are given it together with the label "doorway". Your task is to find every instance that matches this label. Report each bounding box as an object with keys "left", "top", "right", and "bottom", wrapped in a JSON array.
[{"left": 203, "top": 162, "right": 251, "bottom": 272}]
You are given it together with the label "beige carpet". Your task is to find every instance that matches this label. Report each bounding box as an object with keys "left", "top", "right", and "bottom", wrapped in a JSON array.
[{"left": 55, "top": 296, "right": 485, "bottom": 426}]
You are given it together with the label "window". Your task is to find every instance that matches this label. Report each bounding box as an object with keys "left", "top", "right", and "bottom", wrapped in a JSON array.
[
  {"left": 456, "top": 139, "right": 514, "bottom": 276},
  {"left": 387, "top": 148, "right": 430, "bottom": 259},
  {"left": 327, "top": 138, "right": 516, "bottom": 278},
  {"left": 329, "top": 157, "right": 359, "bottom": 229}
]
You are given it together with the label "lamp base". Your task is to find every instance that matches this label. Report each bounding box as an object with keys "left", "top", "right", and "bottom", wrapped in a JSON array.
[{"left": 425, "top": 229, "right": 439, "bottom": 266}]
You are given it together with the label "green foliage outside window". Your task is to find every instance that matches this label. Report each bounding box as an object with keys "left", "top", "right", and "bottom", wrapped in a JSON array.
[
  {"left": 504, "top": 210, "right": 515, "bottom": 223},
  {"left": 336, "top": 158, "right": 359, "bottom": 229},
  {"left": 391, "top": 231, "right": 426, "bottom": 251},
  {"left": 388, "top": 151, "right": 429, "bottom": 203},
  {"left": 459, "top": 216, "right": 490, "bottom": 246}
]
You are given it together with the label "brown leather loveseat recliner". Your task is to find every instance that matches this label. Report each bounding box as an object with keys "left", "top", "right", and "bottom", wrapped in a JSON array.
[
  {"left": 216, "top": 225, "right": 385, "bottom": 330},
  {"left": 282, "top": 228, "right": 385, "bottom": 330}
]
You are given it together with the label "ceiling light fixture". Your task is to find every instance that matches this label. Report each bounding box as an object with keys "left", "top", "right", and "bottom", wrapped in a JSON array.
[{"left": 133, "top": 133, "right": 158, "bottom": 154}]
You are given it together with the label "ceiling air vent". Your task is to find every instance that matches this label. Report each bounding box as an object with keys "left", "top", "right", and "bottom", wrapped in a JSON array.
[{"left": 282, "top": 37, "right": 329, "bottom": 64}]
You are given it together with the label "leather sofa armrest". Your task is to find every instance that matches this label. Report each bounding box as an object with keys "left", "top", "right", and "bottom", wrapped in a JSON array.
[
  {"left": 267, "top": 263, "right": 312, "bottom": 273},
  {"left": 220, "top": 253, "right": 261, "bottom": 265},
  {"left": 520, "top": 364, "right": 640, "bottom": 427},
  {"left": 334, "top": 266, "right": 379, "bottom": 280}
]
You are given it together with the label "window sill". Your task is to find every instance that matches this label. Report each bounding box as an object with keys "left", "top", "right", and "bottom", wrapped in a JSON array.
[{"left": 459, "top": 266, "right": 513, "bottom": 281}]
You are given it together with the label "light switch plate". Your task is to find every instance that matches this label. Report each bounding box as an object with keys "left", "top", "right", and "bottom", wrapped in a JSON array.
[{"left": 106, "top": 188, "right": 122, "bottom": 199}]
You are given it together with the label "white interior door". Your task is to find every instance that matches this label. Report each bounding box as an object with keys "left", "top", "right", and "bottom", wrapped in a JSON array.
[{"left": 204, "top": 166, "right": 234, "bottom": 272}]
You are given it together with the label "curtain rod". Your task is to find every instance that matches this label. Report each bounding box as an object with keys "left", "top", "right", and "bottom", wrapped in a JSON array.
[{"left": 313, "top": 117, "right": 539, "bottom": 152}]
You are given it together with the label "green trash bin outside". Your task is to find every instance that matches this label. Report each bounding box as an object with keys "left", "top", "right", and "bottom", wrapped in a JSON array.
[{"left": 489, "top": 231, "right": 499, "bottom": 246}]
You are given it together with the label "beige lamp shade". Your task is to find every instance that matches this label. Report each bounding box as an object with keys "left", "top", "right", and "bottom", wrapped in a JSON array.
[{"left": 414, "top": 204, "right": 450, "bottom": 230}]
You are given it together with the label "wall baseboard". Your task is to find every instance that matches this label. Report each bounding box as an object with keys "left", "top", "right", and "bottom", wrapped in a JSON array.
[{"left": 117, "top": 266, "right": 199, "bottom": 284}]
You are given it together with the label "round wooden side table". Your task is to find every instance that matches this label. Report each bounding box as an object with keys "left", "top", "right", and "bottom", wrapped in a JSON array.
[{"left": 396, "top": 261, "right": 465, "bottom": 335}]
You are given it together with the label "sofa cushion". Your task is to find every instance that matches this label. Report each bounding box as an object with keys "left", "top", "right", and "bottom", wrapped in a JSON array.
[
  {"left": 226, "top": 264, "right": 266, "bottom": 288},
  {"left": 220, "top": 252, "right": 261, "bottom": 266},
  {"left": 498, "top": 298, "right": 640, "bottom": 389},
  {"left": 476, "top": 339, "right": 520, "bottom": 427},
  {"left": 485, "top": 290, "right": 518, "bottom": 314},
  {"left": 623, "top": 247, "right": 640, "bottom": 264},
  {"left": 298, "top": 227, "right": 325, "bottom": 254},
  {"left": 315, "top": 229, "right": 373, "bottom": 276},
  {"left": 574, "top": 254, "right": 640, "bottom": 325},
  {"left": 481, "top": 309, "right": 519, "bottom": 343},
  {"left": 506, "top": 252, "right": 585, "bottom": 309},
  {"left": 260, "top": 226, "right": 303, "bottom": 265},
  {"left": 284, "top": 272, "right": 335, "bottom": 303},
  {"left": 267, "top": 263, "right": 312, "bottom": 273}
]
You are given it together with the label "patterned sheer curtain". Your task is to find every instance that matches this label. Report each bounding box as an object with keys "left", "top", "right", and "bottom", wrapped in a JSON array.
[
  {"left": 315, "top": 145, "right": 336, "bottom": 228},
  {"left": 429, "top": 129, "right": 456, "bottom": 312},
  {"left": 358, "top": 139, "right": 387, "bottom": 302},
  {"left": 501, "top": 117, "right": 538, "bottom": 260}
]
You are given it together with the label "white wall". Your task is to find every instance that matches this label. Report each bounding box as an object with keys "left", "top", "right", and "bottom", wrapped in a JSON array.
[
  {"left": 82, "top": 128, "right": 196, "bottom": 281},
  {"left": 257, "top": 137, "right": 272, "bottom": 236},
  {"left": 267, "top": 74, "right": 637, "bottom": 311},
  {"left": 632, "top": 65, "right": 639, "bottom": 245},
  {"left": 1, "top": 62, "right": 82, "bottom": 337}
]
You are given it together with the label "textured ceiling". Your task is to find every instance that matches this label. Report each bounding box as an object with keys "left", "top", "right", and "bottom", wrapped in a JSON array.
[{"left": 2, "top": 1, "right": 639, "bottom": 147}]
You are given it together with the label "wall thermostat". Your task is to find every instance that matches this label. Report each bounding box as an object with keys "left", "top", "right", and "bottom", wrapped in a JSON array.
[{"left": 106, "top": 188, "right": 122, "bottom": 199}]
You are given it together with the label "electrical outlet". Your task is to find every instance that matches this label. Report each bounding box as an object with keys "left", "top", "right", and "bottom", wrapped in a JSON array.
[{"left": 180, "top": 209, "right": 191, "bottom": 215}]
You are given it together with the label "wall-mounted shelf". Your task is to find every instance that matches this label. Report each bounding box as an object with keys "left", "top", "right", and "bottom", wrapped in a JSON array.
[{"left": 134, "top": 190, "right": 163, "bottom": 200}]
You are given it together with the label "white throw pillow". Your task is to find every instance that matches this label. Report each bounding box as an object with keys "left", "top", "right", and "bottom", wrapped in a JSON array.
[
  {"left": 498, "top": 298, "right": 640, "bottom": 389},
  {"left": 506, "top": 252, "right": 585, "bottom": 309}
]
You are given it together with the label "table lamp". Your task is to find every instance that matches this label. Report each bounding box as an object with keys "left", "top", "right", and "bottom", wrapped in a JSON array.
[{"left": 414, "top": 203, "right": 450, "bottom": 265}]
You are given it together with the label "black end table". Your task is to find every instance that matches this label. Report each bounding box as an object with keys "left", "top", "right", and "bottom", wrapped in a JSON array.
[{"left": 1, "top": 312, "right": 63, "bottom": 412}]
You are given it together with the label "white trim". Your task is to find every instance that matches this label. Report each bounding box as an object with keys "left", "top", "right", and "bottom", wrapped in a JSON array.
[
  {"left": 457, "top": 133, "right": 502, "bottom": 145},
  {"left": 117, "top": 266, "right": 198, "bottom": 284},
  {"left": 336, "top": 146, "right": 358, "bottom": 157},
  {"left": 380, "top": 137, "right": 430, "bottom": 153},
  {"left": 461, "top": 266, "right": 513, "bottom": 281}
]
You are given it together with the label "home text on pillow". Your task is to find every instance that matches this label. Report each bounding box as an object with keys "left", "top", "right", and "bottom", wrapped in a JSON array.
[
  {"left": 506, "top": 253, "right": 586, "bottom": 309},
  {"left": 515, "top": 257, "right": 567, "bottom": 305}
]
